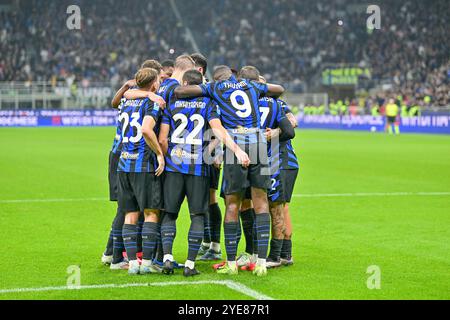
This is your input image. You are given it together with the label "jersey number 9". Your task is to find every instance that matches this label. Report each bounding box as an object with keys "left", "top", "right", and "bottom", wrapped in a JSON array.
[{"left": 231, "top": 90, "right": 252, "bottom": 118}]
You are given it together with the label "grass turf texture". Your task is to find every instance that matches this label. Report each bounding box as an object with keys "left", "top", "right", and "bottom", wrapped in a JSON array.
[{"left": 0, "top": 128, "right": 449, "bottom": 300}]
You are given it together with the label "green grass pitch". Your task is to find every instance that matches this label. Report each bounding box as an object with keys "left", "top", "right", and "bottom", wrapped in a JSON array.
[{"left": 0, "top": 128, "right": 449, "bottom": 300}]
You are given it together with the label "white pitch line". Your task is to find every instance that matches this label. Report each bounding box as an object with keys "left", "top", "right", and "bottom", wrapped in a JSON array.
[
  {"left": 0, "top": 198, "right": 107, "bottom": 204},
  {"left": 293, "top": 192, "right": 450, "bottom": 198},
  {"left": 1, "top": 192, "right": 449, "bottom": 204},
  {"left": 0, "top": 280, "right": 273, "bottom": 300}
]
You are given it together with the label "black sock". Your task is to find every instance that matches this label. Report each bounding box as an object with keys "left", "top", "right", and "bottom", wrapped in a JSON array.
[
  {"left": 136, "top": 213, "right": 144, "bottom": 253},
  {"left": 252, "top": 218, "right": 258, "bottom": 255},
  {"left": 161, "top": 212, "right": 177, "bottom": 256},
  {"left": 188, "top": 215, "right": 204, "bottom": 262},
  {"left": 142, "top": 222, "right": 159, "bottom": 261},
  {"left": 241, "top": 209, "right": 255, "bottom": 254},
  {"left": 112, "top": 209, "right": 125, "bottom": 264},
  {"left": 268, "top": 239, "right": 283, "bottom": 260},
  {"left": 255, "top": 213, "right": 271, "bottom": 259},
  {"left": 203, "top": 208, "right": 211, "bottom": 245},
  {"left": 209, "top": 203, "right": 222, "bottom": 243},
  {"left": 224, "top": 222, "right": 239, "bottom": 261},
  {"left": 281, "top": 239, "right": 292, "bottom": 260},
  {"left": 155, "top": 222, "right": 163, "bottom": 262},
  {"left": 104, "top": 226, "right": 114, "bottom": 256},
  {"left": 122, "top": 224, "right": 138, "bottom": 261},
  {"left": 153, "top": 212, "right": 164, "bottom": 261},
  {"left": 236, "top": 215, "right": 242, "bottom": 245}
]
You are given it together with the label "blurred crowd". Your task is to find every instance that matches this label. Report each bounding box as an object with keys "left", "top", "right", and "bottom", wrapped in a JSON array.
[
  {"left": 0, "top": 0, "right": 191, "bottom": 87},
  {"left": 0, "top": 0, "right": 449, "bottom": 106}
]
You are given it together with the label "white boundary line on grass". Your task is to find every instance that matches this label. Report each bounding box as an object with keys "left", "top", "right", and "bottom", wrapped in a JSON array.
[
  {"left": 0, "top": 197, "right": 107, "bottom": 204},
  {"left": 1, "top": 192, "right": 449, "bottom": 204},
  {"left": 0, "top": 280, "right": 274, "bottom": 300}
]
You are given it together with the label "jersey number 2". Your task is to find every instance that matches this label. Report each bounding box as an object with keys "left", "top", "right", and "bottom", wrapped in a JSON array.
[{"left": 171, "top": 114, "right": 205, "bottom": 146}]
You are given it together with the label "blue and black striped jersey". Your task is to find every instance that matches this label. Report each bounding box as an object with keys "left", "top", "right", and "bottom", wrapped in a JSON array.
[
  {"left": 258, "top": 97, "right": 286, "bottom": 130},
  {"left": 279, "top": 100, "right": 299, "bottom": 170},
  {"left": 111, "top": 99, "right": 126, "bottom": 154},
  {"left": 162, "top": 96, "right": 219, "bottom": 177},
  {"left": 258, "top": 97, "right": 287, "bottom": 176},
  {"left": 117, "top": 98, "right": 161, "bottom": 173},
  {"left": 158, "top": 78, "right": 180, "bottom": 105},
  {"left": 200, "top": 76, "right": 268, "bottom": 144}
]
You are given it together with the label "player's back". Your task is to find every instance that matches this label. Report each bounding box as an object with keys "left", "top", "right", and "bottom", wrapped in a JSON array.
[
  {"left": 258, "top": 96, "right": 285, "bottom": 130},
  {"left": 111, "top": 99, "right": 126, "bottom": 154},
  {"left": 202, "top": 76, "right": 268, "bottom": 144},
  {"left": 162, "top": 96, "right": 218, "bottom": 176},
  {"left": 118, "top": 98, "right": 160, "bottom": 173},
  {"left": 279, "top": 100, "right": 299, "bottom": 170},
  {"left": 158, "top": 78, "right": 180, "bottom": 105}
]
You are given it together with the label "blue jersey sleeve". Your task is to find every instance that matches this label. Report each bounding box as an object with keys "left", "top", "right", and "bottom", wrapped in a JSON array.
[
  {"left": 279, "top": 99, "right": 292, "bottom": 114},
  {"left": 276, "top": 100, "right": 287, "bottom": 124},
  {"left": 206, "top": 101, "right": 220, "bottom": 122},
  {"left": 200, "top": 83, "right": 214, "bottom": 98},
  {"left": 144, "top": 99, "right": 160, "bottom": 122},
  {"left": 250, "top": 81, "right": 268, "bottom": 98},
  {"left": 161, "top": 107, "right": 171, "bottom": 125}
]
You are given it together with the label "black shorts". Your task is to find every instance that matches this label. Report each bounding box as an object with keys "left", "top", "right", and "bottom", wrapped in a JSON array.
[
  {"left": 164, "top": 172, "right": 209, "bottom": 214},
  {"left": 108, "top": 151, "right": 121, "bottom": 201},
  {"left": 221, "top": 163, "right": 271, "bottom": 196},
  {"left": 118, "top": 172, "right": 162, "bottom": 213},
  {"left": 221, "top": 143, "right": 271, "bottom": 197},
  {"left": 387, "top": 116, "right": 397, "bottom": 124},
  {"left": 209, "top": 165, "right": 221, "bottom": 190},
  {"left": 268, "top": 169, "right": 299, "bottom": 203}
]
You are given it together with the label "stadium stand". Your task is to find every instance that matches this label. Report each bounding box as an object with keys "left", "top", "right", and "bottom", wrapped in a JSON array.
[{"left": 0, "top": 0, "right": 449, "bottom": 107}]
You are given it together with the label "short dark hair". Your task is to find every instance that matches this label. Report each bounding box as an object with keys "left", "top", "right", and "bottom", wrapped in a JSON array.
[
  {"left": 161, "top": 60, "right": 174, "bottom": 68},
  {"left": 141, "top": 60, "right": 162, "bottom": 74},
  {"left": 239, "top": 66, "right": 260, "bottom": 81},
  {"left": 182, "top": 69, "right": 204, "bottom": 86},
  {"left": 135, "top": 68, "right": 159, "bottom": 89},
  {"left": 190, "top": 53, "right": 208, "bottom": 75}
]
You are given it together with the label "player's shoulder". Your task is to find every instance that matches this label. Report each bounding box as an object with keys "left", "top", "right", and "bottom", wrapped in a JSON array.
[
  {"left": 277, "top": 99, "right": 288, "bottom": 106},
  {"left": 122, "top": 97, "right": 149, "bottom": 109},
  {"left": 259, "top": 96, "right": 276, "bottom": 103},
  {"left": 158, "top": 78, "right": 180, "bottom": 95},
  {"left": 174, "top": 96, "right": 209, "bottom": 110}
]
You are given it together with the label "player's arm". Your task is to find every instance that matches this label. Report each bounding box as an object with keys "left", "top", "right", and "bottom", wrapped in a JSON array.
[
  {"left": 265, "top": 83, "right": 285, "bottom": 98},
  {"left": 208, "top": 137, "right": 223, "bottom": 169},
  {"left": 111, "top": 79, "right": 136, "bottom": 108},
  {"left": 209, "top": 119, "right": 250, "bottom": 168},
  {"left": 123, "top": 90, "right": 167, "bottom": 109},
  {"left": 286, "top": 112, "right": 298, "bottom": 128},
  {"left": 174, "top": 85, "right": 204, "bottom": 99},
  {"left": 265, "top": 118, "right": 295, "bottom": 142},
  {"left": 158, "top": 123, "right": 170, "bottom": 156},
  {"left": 142, "top": 116, "right": 165, "bottom": 176}
]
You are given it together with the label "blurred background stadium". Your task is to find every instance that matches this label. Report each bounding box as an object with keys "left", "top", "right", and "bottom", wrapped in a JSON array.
[{"left": 0, "top": 0, "right": 448, "bottom": 118}]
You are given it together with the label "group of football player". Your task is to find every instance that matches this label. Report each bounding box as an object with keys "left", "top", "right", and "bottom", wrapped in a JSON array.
[{"left": 101, "top": 53, "right": 299, "bottom": 277}]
